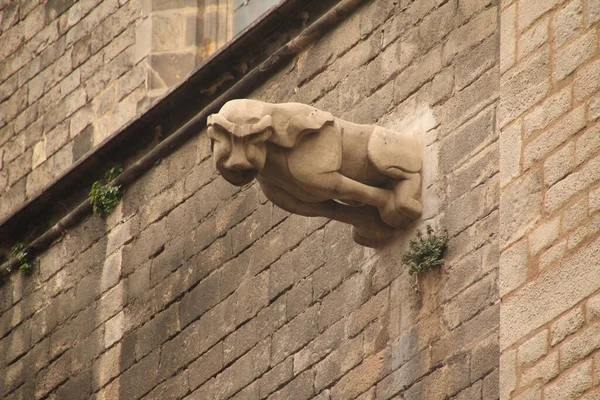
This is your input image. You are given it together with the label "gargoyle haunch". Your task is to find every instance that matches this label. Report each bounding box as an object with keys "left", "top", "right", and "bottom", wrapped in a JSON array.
[{"left": 207, "top": 99, "right": 423, "bottom": 247}]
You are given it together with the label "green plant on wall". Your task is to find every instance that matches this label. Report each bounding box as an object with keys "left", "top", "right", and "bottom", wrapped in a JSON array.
[
  {"left": 9, "top": 242, "right": 33, "bottom": 275},
  {"left": 403, "top": 225, "right": 448, "bottom": 292},
  {"left": 89, "top": 166, "right": 124, "bottom": 214}
]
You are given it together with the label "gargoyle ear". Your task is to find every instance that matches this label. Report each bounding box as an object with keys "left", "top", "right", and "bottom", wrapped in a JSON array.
[{"left": 287, "top": 109, "right": 334, "bottom": 137}]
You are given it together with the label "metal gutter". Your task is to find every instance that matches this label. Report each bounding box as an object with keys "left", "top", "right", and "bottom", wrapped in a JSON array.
[{"left": 0, "top": 0, "right": 371, "bottom": 277}]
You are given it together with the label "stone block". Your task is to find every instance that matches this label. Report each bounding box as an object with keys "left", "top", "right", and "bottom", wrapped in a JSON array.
[
  {"left": 258, "top": 357, "right": 293, "bottom": 398},
  {"left": 545, "top": 153, "right": 600, "bottom": 212},
  {"left": 230, "top": 203, "right": 272, "bottom": 255},
  {"left": 331, "top": 350, "right": 389, "bottom": 400},
  {"left": 293, "top": 319, "right": 345, "bottom": 374},
  {"left": 573, "top": 55, "right": 600, "bottom": 102},
  {"left": 235, "top": 270, "right": 269, "bottom": 324},
  {"left": 591, "top": 187, "right": 600, "bottom": 213},
  {"left": 500, "top": 4, "right": 516, "bottom": 73},
  {"left": 582, "top": 92, "right": 600, "bottom": 118},
  {"left": 520, "top": 352, "right": 559, "bottom": 387},
  {"left": 318, "top": 273, "right": 371, "bottom": 332},
  {"left": 576, "top": 124, "right": 600, "bottom": 165},
  {"left": 135, "top": 304, "right": 180, "bottom": 361},
  {"left": 442, "top": 273, "right": 497, "bottom": 329},
  {"left": 518, "top": 0, "right": 558, "bottom": 32},
  {"left": 528, "top": 217, "right": 560, "bottom": 255},
  {"left": 151, "top": 12, "right": 183, "bottom": 52},
  {"left": 418, "top": 0, "right": 457, "bottom": 49},
  {"left": 457, "top": 0, "right": 493, "bottom": 23},
  {"left": 455, "top": 34, "right": 498, "bottom": 91},
  {"left": 499, "top": 239, "right": 529, "bottom": 297},
  {"left": 7, "top": 148, "right": 32, "bottom": 186},
  {"left": 223, "top": 296, "right": 286, "bottom": 366},
  {"left": 92, "top": 342, "right": 123, "bottom": 391},
  {"left": 180, "top": 271, "right": 221, "bottom": 328},
  {"left": 314, "top": 335, "right": 363, "bottom": 392},
  {"left": 271, "top": 305, "right": 319, "bottom": 365},
  {"left": 514, "top": 386, "right": 542, "bottom": 400},
  {"left": 143, "top": 371, "right": 189, "bottom": 400},
  {"left": 394, "top": 46, "right": 443, "bottom": 104},
  {"left": 454, "top": 382, "right": 483, "bottom": 400},
  {"left": 518, "top": 330, "right": 548, "bottom": 366},
  {"left": 563, "top": 198, "right": 588, "bottom": 233},
  {"left": 499, "top": 47, "right": 550, "bottom": 127},
  {"left": 34, "top": 352, "right": 72, "bottom": 399},
  {"left": 471, "top": 333, "right": 499, "bottom": 382},
  {"left": 524, "top": 106, "right": 585, "bottom": 170},
  {"left": 346, "top": 287, "right": 388, "bottom": 337},
  {"left": 518, "top": 16, "right": 549, "bottom": 60},
  {"left": 439, "top": 107, "right": 495, "bottom": 174},
  {"left": 553, "top": 29, "right": 597, "bottom": 81},
  {"left": 187, "top": 342, "right": 223, "bottom": 391},
  {"left": 499, "top": 169, "right": 542, "bottom": 247},
  {"left": 544, "top": 359, "right": 592, "bottom": 400},
  {"left": 268, "top": 370, "right": 314, "bottom": 400},
  {"left": 159, "top": 300, "right": 232, "bottom": 380},
  {"left": 553, "top": 0, "right": 583, "bottom": 48},
  {"left": 501, "top": 236, "right": 600, "bottom": 349},
  {"left": 539, "top": 239, "right": 566, "bottom": 270},
  {"left": 436, "top": 67, "right": 498, "bottom": 137},
  {"left": 523, "top": 85, "right": 571, "bottom": 139},
  {"left": 104, "top": 310, "right": 124, "bottom": 348},
  {"left": 500, "top": 121, "right": 522, "bottom": 187},
  {"left": 586, "top": 0, "right": 600, "bottom": 26},
  {"left": 444, "top": 6, "right": 497, "bottom": 63},
  {"left": 72, "top": 124, "right": 93, "bottom": 161},
  {"left": 483, "top": 368, "right": 499, "bottom": 400},
  {"left": 560, "top": 324, "right": 600, "bottom": 369},
  {"left": 286, "top": 278, "right": 313, "bottom": 321},
  {"left": 587, "top": 293, "right": 600, "bottom": 321},
  {"left": 200, "top": 339, "right": 270, "bottom": 400},
  {"left": 117, "top": 349, "right": 160, "bottom": 400}
]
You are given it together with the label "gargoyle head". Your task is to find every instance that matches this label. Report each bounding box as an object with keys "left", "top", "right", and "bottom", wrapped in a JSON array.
[{"left": 207, "top": 106, "right": 273, "bottom": 186}]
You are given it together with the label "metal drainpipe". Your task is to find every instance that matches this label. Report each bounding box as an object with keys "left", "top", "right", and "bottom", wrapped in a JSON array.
[{"left": 0, "top": 0, "right": 371, "bottom": 277}]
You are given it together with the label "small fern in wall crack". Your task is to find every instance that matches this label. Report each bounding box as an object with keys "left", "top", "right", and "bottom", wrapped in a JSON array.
[
  {"left": 9, "top": 243, "right": 33, "bottom": 275},
  {"left": 403, "top": 225, "right": 448, "bottom": 293},
  {"left": 89, "top": 166, "right": 124, "bottom": 214}
]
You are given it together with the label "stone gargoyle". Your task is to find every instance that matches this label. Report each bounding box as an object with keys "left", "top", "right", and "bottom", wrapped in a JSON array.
[{"left": 207, "top": 99, "right": 423, "bottom": 247}]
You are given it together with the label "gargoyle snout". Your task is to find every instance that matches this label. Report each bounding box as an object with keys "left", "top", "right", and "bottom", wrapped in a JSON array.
[{"left": 223, "top": 145, "right": 254, "bottom": 171}]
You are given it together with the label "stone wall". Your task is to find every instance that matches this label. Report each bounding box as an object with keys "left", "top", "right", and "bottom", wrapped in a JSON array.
[
  {"left": 499, "top": 0, "right": 600, "bottom": 399},
  {"left": 0, "top": 0, "right": 503, "bottom": 399},
  {"left": 0, "top": 0, "right": 150, "bottom": 221},
  {"left": 0, "top": 0, "right": 269, "bottom": 222}
]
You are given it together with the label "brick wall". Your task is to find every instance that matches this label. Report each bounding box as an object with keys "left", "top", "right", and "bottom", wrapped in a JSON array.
[
  {"left": 0, "top": 0, "right": 503, "bottom": 399},
  {"left": 499, "top": 0, "right": 600, "bottom": 398}
]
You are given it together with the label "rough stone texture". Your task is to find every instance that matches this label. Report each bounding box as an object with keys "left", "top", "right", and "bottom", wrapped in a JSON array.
[
  {"left": 17, "top": 0, "right": 600, "bottom": 399},
  {"left": 499, "top": 1, "right": 600, "bottom": 397}
]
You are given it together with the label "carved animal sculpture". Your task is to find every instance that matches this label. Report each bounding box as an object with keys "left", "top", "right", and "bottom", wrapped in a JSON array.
[{"left": 207, "top": 99, "right": 423, "bottom": 247}]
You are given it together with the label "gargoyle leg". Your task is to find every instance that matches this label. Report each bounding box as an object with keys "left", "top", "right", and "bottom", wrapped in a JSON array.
[
  {"left": 380, "top": 172, "right": 422, "bottom": 228},
  {"left": 258, "top": 180, "right": 393, "bottom": 244},
  {"left": 315, "top": 174, "right": 391, "bottom": 209}
]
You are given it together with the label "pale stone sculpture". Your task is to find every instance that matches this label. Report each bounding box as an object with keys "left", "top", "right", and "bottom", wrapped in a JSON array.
[{"left": 207, "top": 99, "right": 423, "bottom": 246}]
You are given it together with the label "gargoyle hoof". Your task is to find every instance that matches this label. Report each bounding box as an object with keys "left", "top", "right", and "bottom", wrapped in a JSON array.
[{"left": 380, "top": 197, "right": 422, "bottom": 228}]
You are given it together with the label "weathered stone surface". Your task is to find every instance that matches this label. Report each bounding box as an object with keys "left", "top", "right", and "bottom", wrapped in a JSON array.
[
  {"left": 499, "top": 47, "right": 550, "bottom": 127},
  {"left": 544, "top": 360, "right": 592, "bottom": 400},
  {"left": 499, "top": 239, "right": 528, "bottom": 297},
  {"left": 500, "top": 170, "right": 542, "bottom": 246},
  {"left": 501, "top": 237, "right": 600, "bottom": 348},
  {"left": 553, "top": 0, "right": 583, "bottom": 48},
  {"left": 518, "top": 16, "right": 548, "bottom": 60}
]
